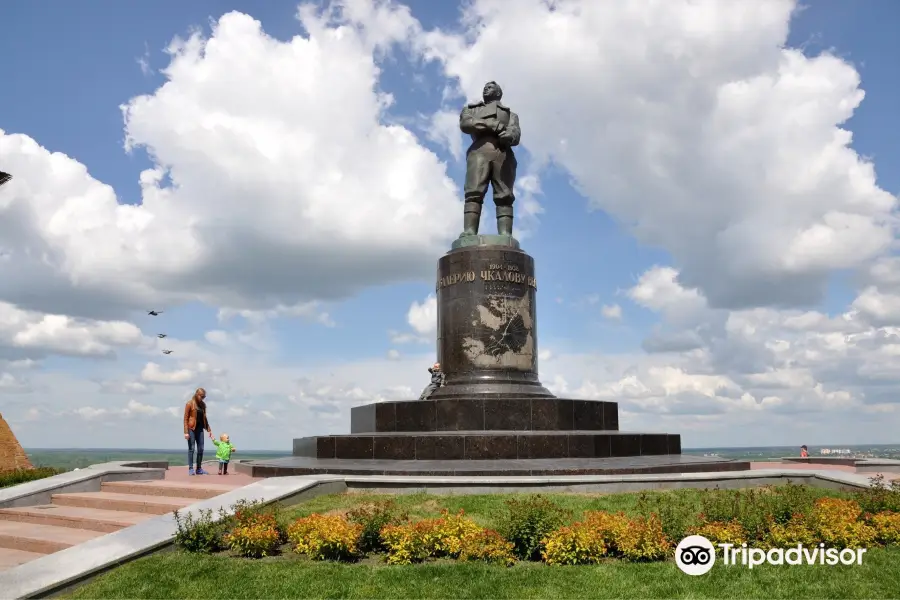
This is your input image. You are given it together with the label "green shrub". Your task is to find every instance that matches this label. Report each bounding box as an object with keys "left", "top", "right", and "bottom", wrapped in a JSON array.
[
  {"left": 700, "top": 488, "right": 770, "bottom": 540},
  {"left": 496, "top": 495, "right": 571, "bottom": 560},
  {"left": 695, "top": 484, "right": 823, "bottom": 540},
  {"left": 173, "top": 509, "right": 224, "bottom": 553},
  {"left": 225, "top": 499, "right": 287, "bottom": 542},
  {"left": 635, "top": 491, "right": 701, "bottom": 542},
  {"left": 346, "top": 500, "right": 407, "bottom": 553},
  {"left": 854, "top": 475, "right": 900, "bottom": 514},
  {"left": 765, "top": 482, "right": 823, "bottom": 525},
  {"left": 0, "top": 467, "right": 63, "bottom": 488},
  {"left": 634, "top": 484, "right": 827, "bottom": 544}
]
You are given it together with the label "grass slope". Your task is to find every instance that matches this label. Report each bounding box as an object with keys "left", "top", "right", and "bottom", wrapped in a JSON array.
[
  {"left": 67, "top": 490, "right": 900, "bottom": 600},
  {"left": 67, "top": 550, "right": 900, "bottom": 600}
]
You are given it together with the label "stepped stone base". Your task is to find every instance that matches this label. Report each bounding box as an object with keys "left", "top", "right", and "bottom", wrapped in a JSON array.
[
  {"left": 271, "top": 394, "right": 752, "bottom": 477},
  {"left": 351, "top": 398, "right": 618, "bottom": 433},
  {"left": 295, "top": 430, "right": 679, "bottom": 461},
  {"left": 239, "top": 454, "right": 750, "bottom": 477}
]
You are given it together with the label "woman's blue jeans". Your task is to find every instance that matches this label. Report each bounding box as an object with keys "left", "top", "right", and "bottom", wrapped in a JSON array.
[{"left": 187, "top": 429, "right": 205, "bottom": 470}]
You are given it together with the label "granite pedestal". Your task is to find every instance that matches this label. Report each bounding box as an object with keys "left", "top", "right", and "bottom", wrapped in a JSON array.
[
  {"left": 431, "top": 243, "right": 552, "bottom": 398},
  {"left": 260, "top": 240, "right": 747, "bottom": 477}
]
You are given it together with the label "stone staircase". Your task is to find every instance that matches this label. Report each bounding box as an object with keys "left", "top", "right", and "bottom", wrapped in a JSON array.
[{"left": 0, "top": 478, "right": 243, "bottom": 572}]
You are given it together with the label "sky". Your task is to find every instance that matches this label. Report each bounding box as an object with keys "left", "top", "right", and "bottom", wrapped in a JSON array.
[{"left": 1, "top": 0, "right": 900, "bottom": 450}]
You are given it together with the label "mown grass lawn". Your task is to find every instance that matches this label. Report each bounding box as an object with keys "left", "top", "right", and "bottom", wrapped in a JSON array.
[{"left": 67, "top": 490, "right": 900, "bottom": 600}]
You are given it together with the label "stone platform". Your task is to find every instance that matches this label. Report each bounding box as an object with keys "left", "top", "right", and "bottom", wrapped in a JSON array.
[
  {"left": 350, "top": 397, "right": 619, "bottom": 432},
  {"left": 295, "top": 430, "right": 680, "bottom": 460},
  {"left": 239, "top": 454, "right": 749, "bottom": 477}
]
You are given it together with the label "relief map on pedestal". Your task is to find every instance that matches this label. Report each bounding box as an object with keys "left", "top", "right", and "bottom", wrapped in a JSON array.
[{"left": 462, "top": 296, "right": 534, "bottom": 370}]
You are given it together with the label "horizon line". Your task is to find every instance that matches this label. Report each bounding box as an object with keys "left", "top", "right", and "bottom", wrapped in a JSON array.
[{"left": 23, "top": 443, "right": 899, "bottom": 453}]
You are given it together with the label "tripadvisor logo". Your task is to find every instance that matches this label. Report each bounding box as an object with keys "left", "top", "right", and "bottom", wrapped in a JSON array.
[{"left": 675, "top": 535, "right": 867, "bottom": 575}]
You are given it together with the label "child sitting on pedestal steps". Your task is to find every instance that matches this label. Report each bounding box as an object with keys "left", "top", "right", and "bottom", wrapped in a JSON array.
[
  {"left": 211, "top": 433, "right": 237, "bottom": 475},
  {"left": 419, "top": 362, "right": 445, "bottom": 401}
]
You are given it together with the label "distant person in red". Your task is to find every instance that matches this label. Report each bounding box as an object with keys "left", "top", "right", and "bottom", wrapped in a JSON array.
[
  {"left": 184, "top": 387, "right": 212, "bottom": 475},
  {"left": 800, "top": 445, "right": 809, "bottom": 458}
]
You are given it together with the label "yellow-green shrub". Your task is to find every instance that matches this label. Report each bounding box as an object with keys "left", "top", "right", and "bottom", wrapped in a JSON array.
[
  {"left": 223, "top": 512, "right": 281, "bottom": 558},
  {"left": 556, "top": 511, "right": 669, "bottom": 562},
  {"left": 690, "top": 520, "right": 747, "bottom": 546},
  {"left": 287, "top": 514, "right": 362, "bottom": 561},
  {"left": 540, "top": 523, "right": 607, "bottom": 565},
  {"left": 614, "top": 513, "right": 670, "bottom": 561},
  {"left": 583, "top": 511, "right": 630, "bottom": 548},
  {"left": 346, "top": 500, "right": 407, "bottom": 553},
  {"left": 761, "top": 514, "right": 817, "bottom": 549},
  {"left": 380, "top": 520, "right": 434, "bottom": 565},
  {"left": 458, "top": 529, "right": 517, "bottom": 566},
  {"left": 430, "top": 510, "right": 482, "bottom": 557},
  {"left": 810, "top": 498, "right": 876, "bottom": 548},
  {"left": 228, "top": 499, "right": 287, "bottom": 542},
  {"left": 380, "top": 510, "right": 482, "bottom": 564},
  {"left": 869, "top": 511, "right": 900, "bottom": 545}
]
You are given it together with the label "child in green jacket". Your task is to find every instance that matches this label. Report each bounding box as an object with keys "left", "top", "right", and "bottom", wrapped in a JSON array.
[{"left": 212, "top": 433, "right": 236, "bottom": 475}]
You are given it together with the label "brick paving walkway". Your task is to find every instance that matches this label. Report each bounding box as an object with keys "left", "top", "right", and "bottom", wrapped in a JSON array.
[
  {"left": 164, "top": 462, "right": 262, "bottom": 486},
  {"left": 750, "top": 461, "right": 900, "bottom": 480}
]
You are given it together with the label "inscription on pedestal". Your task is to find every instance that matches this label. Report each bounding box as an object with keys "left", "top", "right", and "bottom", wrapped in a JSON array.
[{"left": 437, "top": 264, "right": 537, "bottom": 291}]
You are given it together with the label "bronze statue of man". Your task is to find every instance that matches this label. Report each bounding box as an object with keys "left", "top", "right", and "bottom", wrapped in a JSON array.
[{"left": 459, "top": 81, "right": 520, "bottom": 237}]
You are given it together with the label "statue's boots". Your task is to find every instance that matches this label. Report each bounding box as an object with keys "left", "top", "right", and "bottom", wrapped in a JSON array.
[
  {"left": 461, "top": 201, "right": 482, "bottom": 236},
  {"left": 496, "top": 204, "right": 514, "bottom": 236}
]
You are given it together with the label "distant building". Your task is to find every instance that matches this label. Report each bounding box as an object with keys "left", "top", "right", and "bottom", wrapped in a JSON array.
[{"left": 819, "top": 448, "right": 852, "bottom": 455}]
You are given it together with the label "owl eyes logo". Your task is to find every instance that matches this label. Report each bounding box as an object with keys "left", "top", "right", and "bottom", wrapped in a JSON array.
[
  {"left": 680, "top": 546, "right": 712, "bottom": 565},
  {"left": 675, "top": 535, "right": 716, "bottom": 575}
]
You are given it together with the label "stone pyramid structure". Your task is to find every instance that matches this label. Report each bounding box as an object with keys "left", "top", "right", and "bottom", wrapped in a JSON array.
[{"left": 0, "top": 413, "right": 32, "bottom": 472}]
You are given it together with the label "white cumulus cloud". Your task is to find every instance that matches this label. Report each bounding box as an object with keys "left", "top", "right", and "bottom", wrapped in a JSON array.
[
  {"left": 140, "top": 362, "right": 195, "bottom": 385},
  {"left": 419, "top": 0, "right": 897, "bottom": 309},
  {"left": 0, "top": 302, "right": 142, "bottom": 359},
  {"left": 0, "top": 6, "right": 460, "bottom": 321},
  {"left": 407, "top": 294, "right": 437, "bottom": 336}
]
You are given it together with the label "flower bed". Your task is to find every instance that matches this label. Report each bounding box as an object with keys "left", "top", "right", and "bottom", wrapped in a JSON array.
[{"left": 172, "top": 476, "right": 900, "bottom": 566}]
